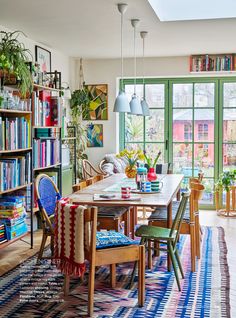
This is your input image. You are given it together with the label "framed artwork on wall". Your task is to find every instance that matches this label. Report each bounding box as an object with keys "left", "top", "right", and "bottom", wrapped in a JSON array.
[
  {"left": 87, "top": 123, "right": 103, "bottom": 147},
  {"left": 82, "top": 84, "right": 108, "bottom": 120},
  {"left": 35, "top": 45, "right": 51, "bottom": 72}
]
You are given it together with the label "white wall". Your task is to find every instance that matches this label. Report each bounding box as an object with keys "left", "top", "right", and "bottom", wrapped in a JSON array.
[{"left": 71, "top": 56, "right": 190, "bottom": 166}]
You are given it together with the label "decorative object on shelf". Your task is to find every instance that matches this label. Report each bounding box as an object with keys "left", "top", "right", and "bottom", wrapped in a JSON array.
[
  {"left": 190, "top": 54, "right": 236, "bottom": 72},
  {"left": 113, "top": 3, "right": 130, "bottom": 113},
  {"left": 0, "top": 31, "right": 33, "bottom": 97},
  {"left": 61, "top": 82, "right": 71, "bottom": 99},
  {"left": 83, "top": 84, "right": 108, "bottom": 120},
  {"left": 215, "top": 170, "right": 236, "bottom": 217},
  {"left": 35, "top": 45, "right": 51, "bottom": 72},
  {"left": 144, "top": 150, "right": 162, "bottom": 181},
  {"left": 140, "top": 31, "right": 150, "bottom": 116},
  {"left": 87, "top": 123, "right": 103, "bottom": 147},
  {"left": 129, "top": 19, "right": 143, "bottom": 115},
  {"left": 117, "top": 148, "right": 145, "bottom": 178}
]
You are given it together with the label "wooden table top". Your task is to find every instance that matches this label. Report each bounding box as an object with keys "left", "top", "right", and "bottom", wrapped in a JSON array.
[{"left": 70, "top": 174, "right": 184, "bottom": 208}]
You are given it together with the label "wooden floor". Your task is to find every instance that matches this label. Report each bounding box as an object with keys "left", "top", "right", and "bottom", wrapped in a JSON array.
[{"left": 0, "top": 211, "right": 235, "bottom": 316}]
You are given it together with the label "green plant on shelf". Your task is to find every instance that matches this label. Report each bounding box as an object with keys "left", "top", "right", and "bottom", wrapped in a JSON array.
[{"left": 215, "top": 170, "right": 236, "bottom": 192}]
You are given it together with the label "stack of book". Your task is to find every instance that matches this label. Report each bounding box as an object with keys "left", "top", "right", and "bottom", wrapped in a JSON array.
[
  {"left": 0, "top": 196, "right": 28, "bottom": 241},
  {"left": 0, "top": 153, "right": 31, "bottom": 192},
  {"left": 0, "top": 116, "right": 31, "bottom": 151},
  {"left": 33, "top": 138, "right": 60, "bottom": 168},
  {"left": 0, "top": 224, "right": 7, "bottom": 244}
]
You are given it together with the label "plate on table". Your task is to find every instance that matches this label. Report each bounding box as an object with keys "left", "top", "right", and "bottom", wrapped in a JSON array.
[
  {"left": 131, "top": 189, "right": 161, "bottom": 194},
  {"left": 93, "top": 194, "right": 141, "bottom": 201}
]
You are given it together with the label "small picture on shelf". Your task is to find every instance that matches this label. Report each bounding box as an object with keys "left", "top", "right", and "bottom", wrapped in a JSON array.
[
  {"left": 82, "top": 84, "right": 108, "bottom": 120},
  {"left": 35, "top": 46, "right": 51, "bottom": 72},
  {"left": 87, "top": 123, "right": 103, "bottom": 147}
]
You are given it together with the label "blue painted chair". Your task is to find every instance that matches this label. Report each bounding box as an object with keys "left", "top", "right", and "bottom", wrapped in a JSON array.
[{"left": 35, "top": 173, "right": 61, "bottom": 263}]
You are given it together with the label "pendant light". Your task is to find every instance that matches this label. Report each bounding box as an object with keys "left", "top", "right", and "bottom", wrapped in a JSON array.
[
  {"left": 140, "top": 31, "right": 150, "bottom": 116},
  {"left": 113, "top": 3, "right": 130, "bottom": 113},
  {"left": 129, "top": 19, "right": 143, "bottom": 115}
]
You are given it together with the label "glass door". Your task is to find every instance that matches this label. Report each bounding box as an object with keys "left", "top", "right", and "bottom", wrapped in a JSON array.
[{"left": 169, "top": 79, "right": 218, "bottom": 206}]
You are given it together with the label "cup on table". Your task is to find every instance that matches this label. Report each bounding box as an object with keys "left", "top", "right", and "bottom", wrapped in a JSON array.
[
  {"left": 141, "top": 181, "right": 151, "bottom": 192},
  {"left": 151, "top": 180, "right": 163, "bottom": 192},
  {"left": 121, "top": 186, "right": 131, "bottom": 199}
]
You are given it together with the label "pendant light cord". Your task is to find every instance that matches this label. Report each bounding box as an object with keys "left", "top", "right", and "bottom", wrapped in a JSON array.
[
  {"left": 142, "top": 35, "right": 145, "bottom": 97},
  {"left": 134, "top": 24, "right": 136, "bottom": 95},
  {"left": 121, "top": 11, "right": 124, "bottom": 91}
]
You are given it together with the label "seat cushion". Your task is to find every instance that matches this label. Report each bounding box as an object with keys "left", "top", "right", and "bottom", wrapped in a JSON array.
[
  {"left": 98, "top": 206, "right": 128, "bottom": 218},
  {"left": 148, "top": 201, "right": 190, "bottom": 223},
  {"left": 96, "top": 230, "right": 137, "bottom": 249}
]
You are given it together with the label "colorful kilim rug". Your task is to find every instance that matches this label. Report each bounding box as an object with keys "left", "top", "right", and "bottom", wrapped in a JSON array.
[{"left": 0, "top": 227, "right": 230, "bottom": 318}]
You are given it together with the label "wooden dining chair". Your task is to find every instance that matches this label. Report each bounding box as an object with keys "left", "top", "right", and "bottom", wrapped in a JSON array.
[
  {"left": 72, "top": 178, "right": 130, "bottom": 236},
  {"left": 64, "top": 206, "right": 145, "bottom": 316},
  {"left": 148, "top": 183, "right": 204, "bottom": 272},
  {"left": 82, "top": 159, "right": 106, "bottom": 179},
  {"left": 35, "top": 174, "right": 61, "bottom": 263}
]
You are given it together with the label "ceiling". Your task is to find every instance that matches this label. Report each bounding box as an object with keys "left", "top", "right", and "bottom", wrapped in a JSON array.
[{"left": 0, "top": 0, "right": 236, "bottom": 59}]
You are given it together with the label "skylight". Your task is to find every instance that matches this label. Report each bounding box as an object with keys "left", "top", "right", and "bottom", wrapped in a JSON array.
[{"left": 148, "top": 0, "right": 236, "bottom": 21}]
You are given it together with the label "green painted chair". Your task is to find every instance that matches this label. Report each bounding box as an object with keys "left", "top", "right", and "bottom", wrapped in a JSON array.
[{"left": 131, "top": 190, "right": 190, "bottom": 291}]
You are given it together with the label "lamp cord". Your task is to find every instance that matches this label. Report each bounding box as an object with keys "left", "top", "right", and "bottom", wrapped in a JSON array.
[
  {"left": 134, "top": 24, "right": 136, "bottom": 95},
  {"left": 121, "top": 11, "right": 124, "bottom": 91},
  {"left": 142, "top": 36, "right": 145, "bottom": 98}
]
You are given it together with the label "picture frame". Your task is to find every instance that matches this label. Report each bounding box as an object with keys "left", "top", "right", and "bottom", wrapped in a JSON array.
[
  {"left": 87, "top": 123, "right": 103, "bottom": 147},
  {"left": 82, "top": 84, "right": 108, "bottom": 120},
  {"left": 35, "top": 45, "right": 51, "bottom": 72}
]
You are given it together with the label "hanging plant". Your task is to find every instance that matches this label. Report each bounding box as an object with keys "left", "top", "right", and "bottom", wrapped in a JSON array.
[{"left": 0, "top": 30, "right": 33, "bottom": 96}]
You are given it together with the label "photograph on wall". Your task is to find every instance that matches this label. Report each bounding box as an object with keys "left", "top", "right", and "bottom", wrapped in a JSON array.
[
  {"left": 35, "top": 45, "right": 51, "bottom": 72},
  {"left": 82, "top": 84, "right": 108, "bottom": 120},
  {"left": 87, "top": 123, "right": 103, "bottom": 147}
]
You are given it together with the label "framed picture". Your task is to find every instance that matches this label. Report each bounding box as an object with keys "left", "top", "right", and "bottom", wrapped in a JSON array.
[
  {"left": 82, "top": 84, "right": 108, "bottom": 120},
  {"left": 35, "top": 45, "right": 51, "bottom": 72},
  {"left": 87, "top": 123, "right": 103, "bottom": 147}
]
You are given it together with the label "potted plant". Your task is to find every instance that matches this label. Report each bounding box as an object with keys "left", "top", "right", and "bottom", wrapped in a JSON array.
[
  {"left": 143, "top": 150, "right": 162, "bottom": 181},
  {"left": 117, "top": 149, "right": 145, "bottom": 178},
  {"left": 215, "top": 170, "right": 236, "bottom": 211},
  {"left": 0, "top": 31, "right": 33, "bottom": 97}
]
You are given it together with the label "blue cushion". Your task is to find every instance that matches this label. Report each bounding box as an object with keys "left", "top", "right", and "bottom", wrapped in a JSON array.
[{"left": 96, "top": 230, "right": 138, "bottom": 249}]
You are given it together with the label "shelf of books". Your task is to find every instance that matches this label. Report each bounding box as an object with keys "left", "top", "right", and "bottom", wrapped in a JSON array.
[
  {"left": 0, "top": 87, "right": 33, "bottom": 248},
  {"left": 190, "top": 53, "right": 236, "bottom": 73}
]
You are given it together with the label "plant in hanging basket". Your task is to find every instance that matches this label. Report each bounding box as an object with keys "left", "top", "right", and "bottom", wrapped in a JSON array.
[{"left": 0, "top": 30, "right": 33, "bottom": 96}]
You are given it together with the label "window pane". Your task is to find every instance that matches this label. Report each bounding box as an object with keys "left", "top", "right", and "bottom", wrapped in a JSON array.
[
  {"left": 223, "top": 82, "right": 236, "bottom": 107},
  {"left": 173, "top": 143, "right": 192, "bottom": 175},
  {"left": 194, "top": 144, "right": 214, "bottom": 177},
  {"left": 194, "top": 83, "right": 214, "bottom": 108},
  {"left": 223, "top": 109, "right": 236, "bottom": 142},
  {"left": 125, "top": 143, "right": 144, "bottom": 152},
  {"left": 125, "top": 114, "right": 143, "bottom": 142},
  {"left": 194, "top": 109, "right": 214, "bottom": 142},
  {"left": 173, "top": 109, "right": 192, "bottom": 142},
  {"left": 200, "top": 179, "right": 214, "bottom": 205},
  {"left": 173, "top": 83, "right": 193, "bottom": 108},
  {"left": 223, "top": 144, "right": 236, "bottom": 169},
  {"left": 124, "top": 84, "right": 143, "bottom": 102},
  {"left": 145, "top": 143, "right": 164, "bottom": 162},
  {"left": 145, "top": 84, "right": 165, "bottom": 108},
  {"left": 146, "top": 109, "right": 164, "bottom": 142}
]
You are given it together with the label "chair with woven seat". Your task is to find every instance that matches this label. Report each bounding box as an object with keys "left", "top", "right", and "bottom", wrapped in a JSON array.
[
  {"left": 148, "top": 183, "right": 204, "bottom": 272},
  {"left": 35, "top": 173, "right": 61, "bottom": 263},
  {"left": 82, "top": 159, "right": 107, "bottom": 179},
  {"left": 131, "top": 191, "right": 190, "bottom": 291},
  {"left": 72, "top": 178, "right": 130, "bottom": 236},
  {"left": 62, "top": 204, "right": 145, "bottom": 316}
]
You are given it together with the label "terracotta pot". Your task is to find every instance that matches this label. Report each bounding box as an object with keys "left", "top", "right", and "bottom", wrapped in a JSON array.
[
  {"left": 125, "top": 165, "right": 137, "bottom": 178},
  {"left": 147, "top": 167, "right": 157, "bottom": 181}
]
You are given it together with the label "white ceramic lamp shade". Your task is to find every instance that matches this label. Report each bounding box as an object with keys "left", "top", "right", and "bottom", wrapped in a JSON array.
[
  {"left": 130, "top": 94, "right": 143, "bottom": 115},
  {"left": 114, "top": 90, "right": 130, "bottom": 112}
]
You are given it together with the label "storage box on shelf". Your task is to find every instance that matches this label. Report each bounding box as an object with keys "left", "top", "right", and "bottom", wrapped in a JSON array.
[{"left": 190, "top": 53, "right": 236, "bottom": 73}]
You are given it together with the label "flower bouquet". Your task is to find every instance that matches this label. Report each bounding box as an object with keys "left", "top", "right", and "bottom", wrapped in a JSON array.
[{"left": 117, "top": 149, "right": 145, "bottom": 178}]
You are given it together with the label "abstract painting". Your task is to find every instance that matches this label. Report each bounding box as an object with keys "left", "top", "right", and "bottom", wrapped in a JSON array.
[
  {"left": 35, "top": 46, "right": 51, "bottom": 72},
  {"left": 82, "top": 84, "right": 108, "bottom": 120},
  {"left": 87, "top": 123, "right": 103, "bottom": 147}
]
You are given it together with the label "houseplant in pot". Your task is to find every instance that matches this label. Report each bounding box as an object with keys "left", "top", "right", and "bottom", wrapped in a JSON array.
[
  {"left": 215, "top": 169, "right": 236, "bottom": 212},
  {"left": 143, "top": 150, "right": 162, "bottom": 181},
  {"left": 0, "top": 31, "right": 33, "bottom": 97},
  {"left": 117, "top": 149, "right": 145, "bottom": 178}
]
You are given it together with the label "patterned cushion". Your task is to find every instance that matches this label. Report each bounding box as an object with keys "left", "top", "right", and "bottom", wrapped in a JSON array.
[
  {"left": 104, "top": 154, "right": 127, "bottom": 173},
  {"left": 148, "top": 201, "right": 190, "bottom": 223},
  {"left": 96, "top": 230, "right": 137, "bottom": 249},
  {"left": 101, "top": 163, "right": 114, "bottom": 175},
  {"left": 98, "top": 206, "right": 128, "bottom": 218}
]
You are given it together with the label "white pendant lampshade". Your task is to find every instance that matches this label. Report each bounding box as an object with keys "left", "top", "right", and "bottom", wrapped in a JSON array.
[
  {"left": 140, "top": 31, "right": 150, "bottom": 116},
  {"left": 130, "top": 19, "right": 143, "bottom": 115},
  {"left": 113, "top": 3, "right": 130, "bottom": 113}
]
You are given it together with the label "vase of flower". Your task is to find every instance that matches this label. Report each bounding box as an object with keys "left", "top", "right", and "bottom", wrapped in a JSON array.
[
  {"left": 117, "top": 148, "right": 145, "bottom": 179},
  {"left": 147, "top": 167, "right": 157, "bottom": 181},
  {"left": 144, "top": 150, "right": 161, "bottom": 181},
  {"left": 125, "top": 165, "right": 137, "bottom": 178}
]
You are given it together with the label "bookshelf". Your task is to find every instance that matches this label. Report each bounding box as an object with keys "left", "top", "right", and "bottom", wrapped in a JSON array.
[
  {"left": 0, "top": 89, "right": 33, "bottom": 248},
  {"left": 190, "top": 54, "right": 236, "bottom": 73}
]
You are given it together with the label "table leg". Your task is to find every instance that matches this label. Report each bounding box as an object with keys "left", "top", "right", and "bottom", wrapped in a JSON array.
[
  {"left": 167, "top": 201, "right": 172, "bottom": 271},
  {"left": 130, "top": 207, "right": 136, "bottom": 239},
  {"left": 176, "top": 189, "right": 181, "bottom": 201}
]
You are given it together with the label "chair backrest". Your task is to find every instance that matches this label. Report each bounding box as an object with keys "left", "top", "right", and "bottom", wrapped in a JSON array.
[
  {"left": 35, "top": 174, "right": 61, "bottom": 231},
  {"left": 156, "top": 163, "right": 172, "bottom": 174},
  {"left": 82, "top": 159, "right": 104, "bottom": 179},
  {"left": 72, "top": 180, "right": 87, "bottom": 192},
  {"left": 170, "top": 191, "right": 190, "bottom": 246},
  {"left": 86, "top": 174, "right": 104, "bottom": 186}
]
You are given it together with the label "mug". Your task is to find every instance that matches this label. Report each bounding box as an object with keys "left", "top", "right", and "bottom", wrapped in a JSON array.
[
  {"left": 121, "top": 186, "right": 131, "bottom": 198},
  {"left": 151, "top": 180, "right": 163, "bottom": 192},
  {"left": 141, "top": 181, "right": 151, "bottom": 192}
]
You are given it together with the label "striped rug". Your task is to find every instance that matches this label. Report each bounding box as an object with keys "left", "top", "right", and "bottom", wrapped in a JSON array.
[{"left": 0, "top": 226, "right": 230, "bottom": 318}]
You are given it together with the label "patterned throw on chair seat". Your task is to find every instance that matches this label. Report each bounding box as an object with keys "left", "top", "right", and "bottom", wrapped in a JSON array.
[
  {"left": 96, "top": 230, "right": 138, "bottom": 249},
  {"left": 98, "top": 206, "right": 128, "bottom": 217},
  {"left": 149, "top": 201, "right": 190, "bottom": 223}
]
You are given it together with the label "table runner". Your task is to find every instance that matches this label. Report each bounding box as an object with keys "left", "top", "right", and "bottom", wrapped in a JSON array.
[{"left": 54, "top": 198, "right": 86, "bottom": 277}]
